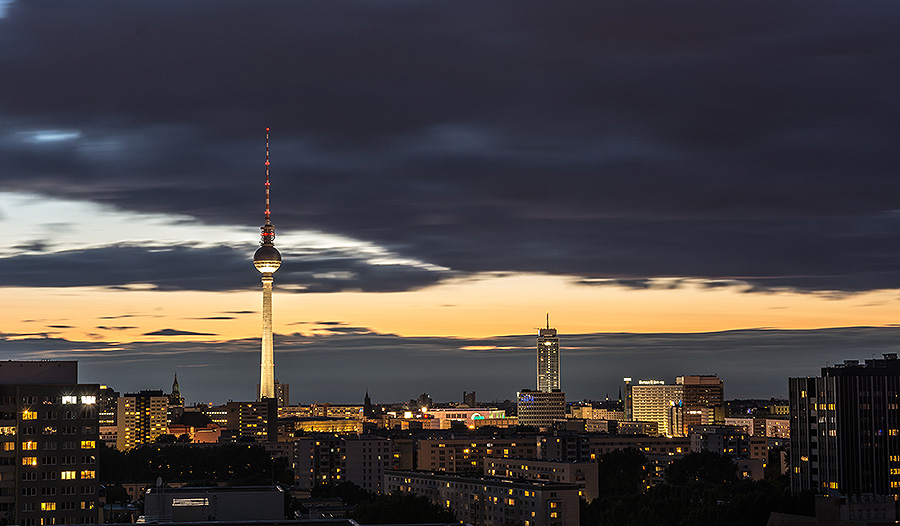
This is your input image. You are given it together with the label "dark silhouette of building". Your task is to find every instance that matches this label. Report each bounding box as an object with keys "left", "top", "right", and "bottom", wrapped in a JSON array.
[
  {"left": 790, "top": 354, "right": 900, "bottom": 497},
  {"left": 463, "top": 391, "right": 476, "bottom": 407},
  {"left": 0, "top": 361, "right": 101, "bottom": 526},
  {"left": 363, "top": 391, "right": 374, "bottom": 418}
]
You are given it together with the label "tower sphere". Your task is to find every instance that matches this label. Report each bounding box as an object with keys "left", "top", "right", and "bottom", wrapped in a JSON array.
[{"left": 254, "top": 245, "right": 282, "bottom": 273}]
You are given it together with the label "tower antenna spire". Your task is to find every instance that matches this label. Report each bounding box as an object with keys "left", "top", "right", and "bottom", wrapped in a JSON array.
[{"left": 265, "top": 127, "right": 271, "bottom": 224}]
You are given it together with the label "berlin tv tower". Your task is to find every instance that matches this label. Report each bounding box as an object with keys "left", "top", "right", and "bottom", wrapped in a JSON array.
[{"left": 253, "top": 128, "right": 281, "bottom": 401}]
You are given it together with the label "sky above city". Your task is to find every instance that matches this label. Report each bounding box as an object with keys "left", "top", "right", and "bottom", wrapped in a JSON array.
[{"left": 2, "top": 0, "right": 900, "bottom": 404}]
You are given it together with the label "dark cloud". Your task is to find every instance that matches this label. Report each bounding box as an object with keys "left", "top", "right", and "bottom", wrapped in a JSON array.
[
  {"left": 1, "top": 1, "right": 899, "bottom": 292},
  {"left": 47, "top": 325, "right": 72, "bottom": 329},
  {"left": 3, "top": 325, "right": 899, "bottom": 403},
  {"left": 0, "top": 244, "right": 454, "bottom": 292},
  {"left": 143, "top": 329, "right": 216, "bottom": 336},
  {"left": 96, "top": 326, "right": 136, "bottom": 331},
  {"left": 189, "top": 316, "right": 235, "bottom": 320}
]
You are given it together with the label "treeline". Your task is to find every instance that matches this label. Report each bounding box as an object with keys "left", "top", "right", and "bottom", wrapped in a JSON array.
[
  {"left": 309, "top": 482, "right": 456, "bottom": 524},
  {"left": 99, "top": 442, "right": 292, "bottom": 486},
  {"left": 583, "top": 449, "right": 815, "bottom": 526}
]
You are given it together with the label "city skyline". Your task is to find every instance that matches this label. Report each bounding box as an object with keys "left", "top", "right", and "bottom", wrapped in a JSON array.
[{"left": 1, "top": 2, "right": 900, "bottom": 403}]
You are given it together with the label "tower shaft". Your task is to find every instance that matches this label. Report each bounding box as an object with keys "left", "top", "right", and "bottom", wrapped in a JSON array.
[{"left": 259, "top": 274, "right": 275, "bottom": 400}]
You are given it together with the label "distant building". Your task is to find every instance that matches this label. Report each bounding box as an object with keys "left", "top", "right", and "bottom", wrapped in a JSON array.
[
  {"left": 537, "top": 318, "right": 560, "bottom": 392},
  {"left": 99, "top": 385, "right": 119, "bottom": 448},
  {"left": 342, "top": 436, "right": 392, "bottom": 494},
  {"left": 417, "top": 437, "right": 539, "bottom": 475},
  {"left": 226, "top": 399, "right": 277, "bottom": 442},
  {"left": 790, "top": 354, "right": 900, "bottom": 496},
  {"left": 626, "top": 380, "right": 683, "bottom": 437},
  {"left": 168, "top": 374, "right": 185, "bottom": 425},
  {"left": 416, "top": 393, "right": 432, "bottom": 410},
  {"left": 539, "top": 434, "right": 591, "bottom": 463},
  {"left": 690, "top": 424, "right": 767, "bottom": 461},
  {"left": 385, "top": 470, "right": 580, "bottom": 526},
  {"left": 484, "top": 457, "right": 599, "bottom": 501},
  {"left": 463, "top": 390, "right": 476, "bottom": 407},
  {"left": 117, "top": 390, "right": 168, "bottom": 450},
  {"left": 425, "top": 407, "right": 507, "bottom": 429},
  {"left": 274, "top": 381, "right": 289, "bottom": 408},
  {"left": 677, "top": 375, "right": 724, "bottom": 434},
  {"left": 517, "top": 390, "right": 566, "bottom": 429},
  {"left": 0, "top": 361, "right": 101, "bottom": 526},
  {"left": 363, "top": 391, "right": 374, "bottom": 418}
]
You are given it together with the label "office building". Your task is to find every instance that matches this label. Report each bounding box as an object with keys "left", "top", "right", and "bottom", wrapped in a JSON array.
[
  {"left": 537, "top": 317, "right": 560, "bottom": 392},
  {"left": 518, "top": 390, "right": 566, "bottom": 429},
  {"left": 253, "top": 128, "right": 282, "bottom": 401},
  {"left": 628, "top": 380, "right": 684, "bottom": 437},
  {"left": 117, "top": 390, "right": 168, "bottom": 450},
  {"left": 225, "top": 399, "right": 277, "bottom": 442},
  {"left": 790, "top": 354, "right": 900, "bottom": 496},
  {"left": 0, "top": 361, "right": 100, "bottom": 526},
  {"left": 385, "top": 470, "right": 580, "bottom": 526},
  {"left": 463, "top": 391, "right": 476, "bottom": 407},
  {"left": 677, "top": 375, "right": 724, "bottom": 435}
]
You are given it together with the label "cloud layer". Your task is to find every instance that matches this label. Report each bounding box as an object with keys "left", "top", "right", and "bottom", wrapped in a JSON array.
[
  {"left": 3, "top": 325, "right": 898, "bottom": 403},
  {"left": 1, "top": 0, "right": 900, "bottom": 293}
]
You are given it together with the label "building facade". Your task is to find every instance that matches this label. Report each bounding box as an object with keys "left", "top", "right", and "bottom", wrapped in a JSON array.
[
  {"left": 417, "top": 438, "right": 539, "bottom": 475},
  {"left": 485, "top": 458, "right": 598, "bottom": 501},
  {"left": 518, "top": 390, "right": 566, "bottom": 429},
  {"left": 117, "top": 390, "right": 168, "bottom": 450},
  {"left": 677, "top": 375, "right": 724, "bottom": 435},
  {"left": 537, "top": 324, "right": 560, "bottom": 393},
  {"left": 0, "top": 361, "right": 101, "bottom": 526},
  {"left": 385, "top": 470, "right": 580, "bottom": 526},
  {"left": 790, "top": 354, "right": 900, "bottom": 496},
  {"left": 628, "top": 381, "right": 683, "bottom": 437},
  {"left": 225, "top": 399, "right": 277, "bottom": 442}
]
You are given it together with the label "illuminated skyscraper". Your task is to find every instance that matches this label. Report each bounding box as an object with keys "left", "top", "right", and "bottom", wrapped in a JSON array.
[
  {"left": 253, "top": 128, "right": 281, "bottom": 401},
  {"left": 537, "top": 315, "right": 560, "bottom": 392}
]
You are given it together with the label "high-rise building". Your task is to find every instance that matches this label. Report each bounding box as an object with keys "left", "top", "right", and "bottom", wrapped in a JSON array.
[
  {"left": 225, "top": 399, "right": 277, "bottom": 442},
  {"left": 537, "top": 316, "right": 560, "bottom": 392},
  {"left": 98, "top": 385, "right": 119, "bottom": 447},
  {"left": 677, "top": 375, "right": 724, "bottom": 435},
  {"left": 629, "top": 380, "right": 683, "bottom": 437},
  {"left": 463, "top": 390, "right": 476, "bottom": 407},
  {"left": 517, "top": 389, "right": 566, "bottom": 429},
  {"left": 790, "top": 354, "right": 900, "bottom": 497},
  {"left": 274, "top": 381, "right": 289, "bottom": 408},
  {"left": 0, "top": 361, "right": 101, "bottom": 526},
  {"left": 117, "top": 390, "right": 168, "bottom": 450},
  {"left": 253, "top": 128, "right": 282, "bottom": 402}
]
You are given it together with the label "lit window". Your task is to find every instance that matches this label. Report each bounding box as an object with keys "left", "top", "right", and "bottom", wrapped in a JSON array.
[
  {"left": 1, "top": 442, "right": 13, "bottom": 451},
  {"left": 62, "top": 396, "right": 77, "bottom": 405},
  {"left": 22, "top": 457, "right": 37, "bottom": 466},
  {"left": 80, "top": 396, "right": 96, "bottom": 404},
  {"left": 80, "top": 470, "right": 95, "bottom": 479},
  {"left": 22, "top": 441, "right": 37, "bottom": 451},
  {"left": 22, "top": 410, "right": 37, "bottom": 420},
  {"left": 41, "top": 502, "right": 56, "bottom": 511},
  {"left": 80, "top": 441, "right": 95, "bottom": 450},
  {"left": 61, "top": 471, "right": 76, "bottom": 480}
]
